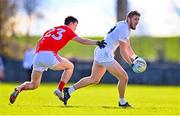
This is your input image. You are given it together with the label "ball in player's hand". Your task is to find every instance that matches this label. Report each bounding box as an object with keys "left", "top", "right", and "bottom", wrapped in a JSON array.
[{"left": 132, "top": 57, "right": 147, "bottom": 73}]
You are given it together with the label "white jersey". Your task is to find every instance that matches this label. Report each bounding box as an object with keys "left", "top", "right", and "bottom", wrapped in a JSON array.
[
  {"left": 104, "top": 21, "right": 130, "bottom": 53},
  {"left": 94, "top": 21, "right": 131, "bottom": 64}
]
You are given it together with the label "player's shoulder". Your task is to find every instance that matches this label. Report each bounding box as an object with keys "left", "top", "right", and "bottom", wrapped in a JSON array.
[
  {"left": 117, "top": 20, "right": 128, "bottom": 28},
  {"left": 58, "top": 25, "right": 73, "bottom": 32},
  {"left": 58, "top": 25, "right": 69, "bottom": 30},
  {"left": 58, "top": 25, "right": 65, "bottom": 28},
  {"left": 52, "top": 25, "right": 64, "bottom": 30}
]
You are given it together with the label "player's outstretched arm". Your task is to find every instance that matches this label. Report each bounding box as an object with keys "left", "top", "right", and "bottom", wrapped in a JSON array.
[
  {"left": 73, "top": 36, "right": 107, "bottom": 48},
  {"left": 73, "top": 36, "right": 97, "bottom": 45}
]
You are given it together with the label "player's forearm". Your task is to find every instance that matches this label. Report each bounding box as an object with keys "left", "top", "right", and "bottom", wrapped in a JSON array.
[
  {"left": 74, "top": 36, "right": 97, "bottom": 45},
  {"left": 80, "top": 38, "right": 97, "bottom": 45},
  {"left": 120, "top": 49, "right": 133, "bottom": 65},
  {"left": 128, "top": 46, "right": 137, "bottom": 61}
]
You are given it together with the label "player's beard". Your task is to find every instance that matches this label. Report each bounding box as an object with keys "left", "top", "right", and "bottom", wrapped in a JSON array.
[{"left": 130, "top": 23, "right": 136, "bottom": 30}]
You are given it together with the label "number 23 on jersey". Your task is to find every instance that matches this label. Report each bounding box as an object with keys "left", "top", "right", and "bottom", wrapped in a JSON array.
[{"left": 43, "top": 28, "right": 66, "bottom": 40}]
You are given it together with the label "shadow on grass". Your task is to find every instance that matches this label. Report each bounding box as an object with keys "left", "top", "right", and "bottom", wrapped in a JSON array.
[
  {"left": 9, "top": 103, "right": 124, "bottom": 109},
  {"left": 8, "top": 102, "right": 133, "bottom": 109},
  {"left": 44, "top": 105, "right": 130, "bottom": 109}
]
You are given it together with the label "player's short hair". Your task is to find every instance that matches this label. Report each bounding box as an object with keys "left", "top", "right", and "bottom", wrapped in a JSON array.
[
  {"left": 64, "top": 16, "right": 78, "bottom": 25},
  {"left": 127, "top": 10, "right": 141, "bottom": 18}
]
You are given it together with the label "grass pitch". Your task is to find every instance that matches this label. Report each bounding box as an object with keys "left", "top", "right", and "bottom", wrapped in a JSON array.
[{"left": 0, "top": 83, "right": 180, "bottom": 115}]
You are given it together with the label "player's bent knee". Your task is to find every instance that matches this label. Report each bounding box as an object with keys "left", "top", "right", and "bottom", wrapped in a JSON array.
[
  {"left": 124, "top": 76, "right": 128, "bottom": 82},
  {"left": 68, "top": 62, "right": 74, "bottom": 70},
  {"left": 33, "top": 85, "right": 39, "bottom": 89},
  {"left": 32, "top": 83, "right": 39, "bottom": 89},
  {"left": 91, "top": 78, "right": 100, "bottom": 84},
  {"left": 121, "top": 72, "right": 128, "bottom": 82},
  {"left": 124, "top": 75, "right": 128, "bottom": 82},
  {"left": 71, "top": 63, "right": 74, "bottom": 69}
]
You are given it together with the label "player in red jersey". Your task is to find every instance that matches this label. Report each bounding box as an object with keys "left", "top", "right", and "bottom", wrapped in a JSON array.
[{"left": 9, "top": 16, "right": 107, "bottom": 104}]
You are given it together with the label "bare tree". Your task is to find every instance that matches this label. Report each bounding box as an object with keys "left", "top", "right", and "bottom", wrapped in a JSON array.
[
  {"left": 0, "top": 0, "right": 18, "bottom": 54},
  {"left": 0, "top": 0, "right": 43, "bottom": 58},
  {"left": 0, "top": 0, "right": 18, "bottom": 37},
  {"left": 117, "top": 0, "right": 127, "bottom": 21},
  {"left": 115, "top": 0, "right": 128, "bottom": 61}
]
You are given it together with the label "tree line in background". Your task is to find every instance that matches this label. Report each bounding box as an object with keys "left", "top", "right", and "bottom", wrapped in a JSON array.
[
  {"left": 0, "top": 0, "right": 127, "bottom": 59},
  {"left": 0, "top": 0, "right": 180, "bottom": 62},
  {"left": 0, "top": 0, "right": 42, "bottom": 59}
]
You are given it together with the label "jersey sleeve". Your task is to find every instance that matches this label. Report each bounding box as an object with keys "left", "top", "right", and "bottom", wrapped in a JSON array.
[
  {"left": 117, "top": 24, "right": 129, "bottom": 42},
  {"left": 68, "top": 30, "right": 77, "bottom": 40}
]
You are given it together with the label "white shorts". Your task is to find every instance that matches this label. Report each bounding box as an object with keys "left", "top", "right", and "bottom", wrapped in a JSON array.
[
  {"left": 33, "top": 51, "right": 61, "bottom": 72},
  {"left": 94, "top": 47, "right": 115, "bottom": 67}
]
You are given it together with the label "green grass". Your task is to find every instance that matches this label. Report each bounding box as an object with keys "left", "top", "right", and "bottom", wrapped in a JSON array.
[{"left": 0, "top": 83, "right": 180, "bottom": 115}]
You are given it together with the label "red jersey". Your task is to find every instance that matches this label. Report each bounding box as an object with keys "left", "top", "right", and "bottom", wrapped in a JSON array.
[{"left": 36, "top": 25, "right": 77, "bottom": 54}]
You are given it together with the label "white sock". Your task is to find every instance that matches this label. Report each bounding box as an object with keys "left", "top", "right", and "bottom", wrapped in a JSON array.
[
  {"left": 68, "top": 86, "right": 75, "bottom": 94},
  {"left": 120, "top": 98, "right": 127, "bottom": 105}
]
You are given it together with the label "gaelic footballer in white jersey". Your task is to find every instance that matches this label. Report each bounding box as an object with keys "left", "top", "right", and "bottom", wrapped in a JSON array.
[
  {"left": 94, "top": 21, "right": 130, "bottom": 65},
  {"left": 64, "top": 11, "right": 144, "bottom": 108}
]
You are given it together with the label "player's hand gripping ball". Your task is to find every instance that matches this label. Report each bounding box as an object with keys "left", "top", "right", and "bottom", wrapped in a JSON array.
[{"left": 131, "top": 57, "right": 147, "bottom": 73}]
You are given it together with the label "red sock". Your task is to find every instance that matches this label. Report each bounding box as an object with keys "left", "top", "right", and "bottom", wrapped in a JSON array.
[{"left": 58, "top": 81, "right": 65, "bottom": 91}]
